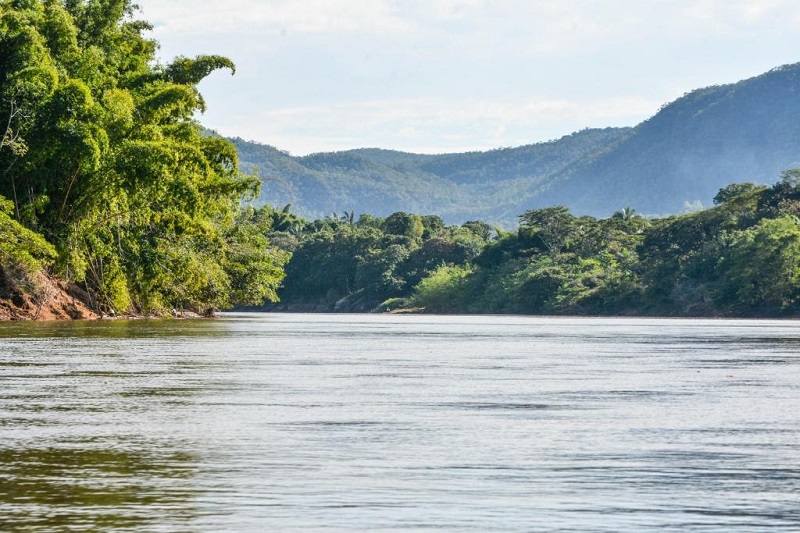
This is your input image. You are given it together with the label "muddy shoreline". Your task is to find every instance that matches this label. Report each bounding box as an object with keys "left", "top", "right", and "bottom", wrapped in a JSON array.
[{"left": 0, "top": 274, "right": 212, "bottom": 322}]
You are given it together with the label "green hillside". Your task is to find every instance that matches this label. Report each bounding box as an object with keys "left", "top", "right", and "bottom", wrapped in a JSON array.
[
  {"left": 234, "top": 128, "right": 630, "bottom": 223},
  {"left": 238, "top": 63, "right": 800, "bottom": 222},
  {"left": 544, "top": 63, "right": 800, "bottom": 215}
]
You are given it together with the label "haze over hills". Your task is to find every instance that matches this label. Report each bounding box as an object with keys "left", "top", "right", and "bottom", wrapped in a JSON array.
[{"left": 234, "top": 63, "right": 800, "bottom": 224}]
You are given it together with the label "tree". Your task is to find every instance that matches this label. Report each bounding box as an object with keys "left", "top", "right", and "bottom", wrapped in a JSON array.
[
  {"left": 0, "top": 1, "right": 286, "bottom": 313},
  {"left": 716, "top": 216, "right": 800, "bottom": 312},
  {"left": 382, "top": 212, "right": 424, "bottom": 241},
  {"left": 410, "top": 264, "right": 474, "bottom": 313},
  {"left": 518, "top": 206, "right": 578, "bottom": 254},
  {"left": 0, "top": 194, "right": 55, "bottom": 274},
  {"left": 713, "top": 182, "right": 759, "bottom": 205},
  {"left": 611, "top": 206, "right": 637, "bottom": 220},
  {"left": 461, "top": 220, "right": 493, "bottom": 241}
]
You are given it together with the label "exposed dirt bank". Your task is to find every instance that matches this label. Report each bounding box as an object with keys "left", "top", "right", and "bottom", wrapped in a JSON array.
[{"left": 0, "top": 272, "right": 100, "bottom": 321}]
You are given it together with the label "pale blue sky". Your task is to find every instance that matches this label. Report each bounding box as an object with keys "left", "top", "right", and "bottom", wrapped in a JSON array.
[{"left": 137, "top": 0, "right": 800, "bottom": 155}]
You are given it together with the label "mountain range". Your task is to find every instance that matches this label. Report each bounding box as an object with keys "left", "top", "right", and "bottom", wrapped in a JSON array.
[{"left": 233, "top": 62, "right": 800, "bottom": 224}]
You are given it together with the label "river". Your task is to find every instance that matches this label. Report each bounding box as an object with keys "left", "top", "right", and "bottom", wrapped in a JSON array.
[{"left": 1, "top": 313, "right": 799, "bottom": 531}]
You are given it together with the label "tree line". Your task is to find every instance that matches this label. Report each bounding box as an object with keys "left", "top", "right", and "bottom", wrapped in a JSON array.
[
  {"left": 265, "top": 174, "right": 800, "bottom": 317},
  {"left": 3, "top": 2, "right": 799, "bottom": 319}
]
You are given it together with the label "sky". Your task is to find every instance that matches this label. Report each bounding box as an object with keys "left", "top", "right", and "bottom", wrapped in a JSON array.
[{"left": 136, "top": 0, "right": 800, "bottom": 156}]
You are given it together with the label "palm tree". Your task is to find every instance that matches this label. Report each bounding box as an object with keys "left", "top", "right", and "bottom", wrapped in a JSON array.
[{"left": 612, "top": 206, "right": 637, "bottom": 221}]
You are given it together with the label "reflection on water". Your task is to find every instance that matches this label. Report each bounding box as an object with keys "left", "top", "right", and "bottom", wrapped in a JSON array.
[
  {"left": 0, "top": 318, "right": 219, "bottom": 531},
  {"left": 1, "top": 314, "right": 799, "bottom": 531},
  {"left": 0, "top": 446, "right": 198, "bottom": 531},
  {"left": 0, "top": 316, "right": 227, "bottom": 339}
]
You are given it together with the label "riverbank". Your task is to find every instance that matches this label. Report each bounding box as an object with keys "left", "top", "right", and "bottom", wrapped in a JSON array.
[
  {"left": 0, "top": 273, "right": 99, "bottom": 321},
  {"left": 0, "top": 272, "right": 223, "bottom": 321},
  {"left": 5, "top": 276, "right": 795, "bottom": 321}
]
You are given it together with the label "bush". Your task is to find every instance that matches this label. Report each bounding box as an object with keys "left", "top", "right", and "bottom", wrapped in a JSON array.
[
  {"left": 375, "top": 297, "right": 409, "bottom": 312},
  {"left": 0, "top": 196, "right": 55, "bottom": 276},
  {"left": 410, "top": 264, "right": 474, "bottom": 313}
]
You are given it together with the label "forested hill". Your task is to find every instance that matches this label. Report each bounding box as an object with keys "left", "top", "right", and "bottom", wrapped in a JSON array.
[
  {"left": 541, "top": 63, "right": 800, "bottom": 216},
  {"left": 237, "top": 62, "right": 800, "bottom": 223},
  {"left": 232, "top": 127, "right": 630, "bottom": 223}
]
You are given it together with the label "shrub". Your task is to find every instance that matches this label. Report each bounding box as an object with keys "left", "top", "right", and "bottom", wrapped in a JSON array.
[{"left": 410, "top": 264, "right": 474, "bottom": 313}]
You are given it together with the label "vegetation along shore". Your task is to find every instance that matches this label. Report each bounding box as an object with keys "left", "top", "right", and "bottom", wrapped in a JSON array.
[
  {"left": 0, "top": 1, "right": 287, "bottom": 320},
  {"left": 2, "top": 2, "right": 800, "bottom": 319},
  {"left": 257, "top": 175, "right": 800, "bottom": 317}
]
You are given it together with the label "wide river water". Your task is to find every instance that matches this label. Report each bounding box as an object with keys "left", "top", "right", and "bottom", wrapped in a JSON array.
[{"left": 0, "top": 313, "right": 799, "bottom": 531}]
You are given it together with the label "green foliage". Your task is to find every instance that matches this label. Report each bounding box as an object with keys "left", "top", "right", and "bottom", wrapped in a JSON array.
[
  {"left": 165, "top": 55, "right": 235, "bottom": 86},
  {"left": 382, "top": 212, "right": 424, "bottom": 241},
  {"left": 715, "top": 216, "right": 800, "bottom": 312},
  {"left": 519, "top": 206, "right": 579, "bottom": 254},
  {"left": 232, "top": 128, "right": 630, "bottom": 224},
  {"left": 270, "top": 208, "right": 494, "bottom": 311},
  {"left": 0, "top": 194, "right": 54, "bottom": 272},
  {"left": 259, "top": 171, "right": 800, "bottom": 317},
  {"left": 279, "top": 224, "right": 383, "bottom": 305},
  {"left": 0, "top": 0, "right": 285, "bottom": 314},
  {"left": 713, "top": 182, "right": 760, "bottom": 205},
  {"left": 548, "top": 253, "right": 641, "bottom": 314},
  {"left": 376, "top": 297, "right": 409, "bottom": 312},
  {"left": 0, "top": 194, "right": 55, "bottom": 301},
  {"left": 236, "top": 63, "right": 800, "bottom": 222},
  {"left": 638, "top": 183, "right": 762, "bottom": 312},
  {"left": 461, "top": 220, "right": 494, "bottom": 241},
  {"left": 221, "top": 207, "right": 289, "bottom": 306},
  {"left": 409, "top": 264, "right": 474, "bottom": 313},
  {"left": 398, "top": 173, "right": 800, "bottom": 317}
]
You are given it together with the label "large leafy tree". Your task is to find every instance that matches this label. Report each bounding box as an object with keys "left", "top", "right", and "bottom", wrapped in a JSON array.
[
  {"left": 0, "top": 0, "right": 286, "bottom": 313},
  {"left": 518, "top": 206, "right": 580, "bottom": 255},
  {"left": 715, "top": 216, "right": 800, "bottom": 312}
]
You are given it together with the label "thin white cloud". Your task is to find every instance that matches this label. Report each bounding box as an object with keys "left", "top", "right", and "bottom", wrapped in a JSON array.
[
  {"left": 141, "top": 0, "right": 408, "bottom": 36},
  {"left": 136, "top": 0, "right": 800, "bottom": 153},
  {"left": 680, "top": 0, "right": 790, "bottom": 30},
  {"left": 139, "top": 0, "right": 800, "bottom": 42},
  {"left": 138, "top": 0, "right": 800, "bottom": 60},
  {"left": 205, "top": 96, "right": 661, "bottom": 155}
]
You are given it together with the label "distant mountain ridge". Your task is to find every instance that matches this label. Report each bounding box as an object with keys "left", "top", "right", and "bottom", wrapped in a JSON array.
[{"left": 233, "top": 62, "right": 800, "bottom": 223}]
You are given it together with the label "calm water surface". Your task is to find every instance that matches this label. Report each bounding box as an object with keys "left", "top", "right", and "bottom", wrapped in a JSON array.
[{"left": 1, "top": 313, "right": 799, "bottom": 531}]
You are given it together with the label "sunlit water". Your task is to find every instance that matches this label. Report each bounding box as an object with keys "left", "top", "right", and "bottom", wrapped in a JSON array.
[{"left": 1, "top": 313, "right": 799, "bottom": 531}]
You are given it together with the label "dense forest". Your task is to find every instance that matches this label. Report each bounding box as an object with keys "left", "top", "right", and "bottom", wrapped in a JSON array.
[
  {"left": 264, "top": 173, "right": 800, "bottom": 317},
  {"left": 0, "top": 0, "right": 286, "bottom": 317},
  {"left": 3, "top": 1, "right": 800, "bottom": 320},
  {"left": 240, "top": 63, "right": 800, "bottom": 223}
]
